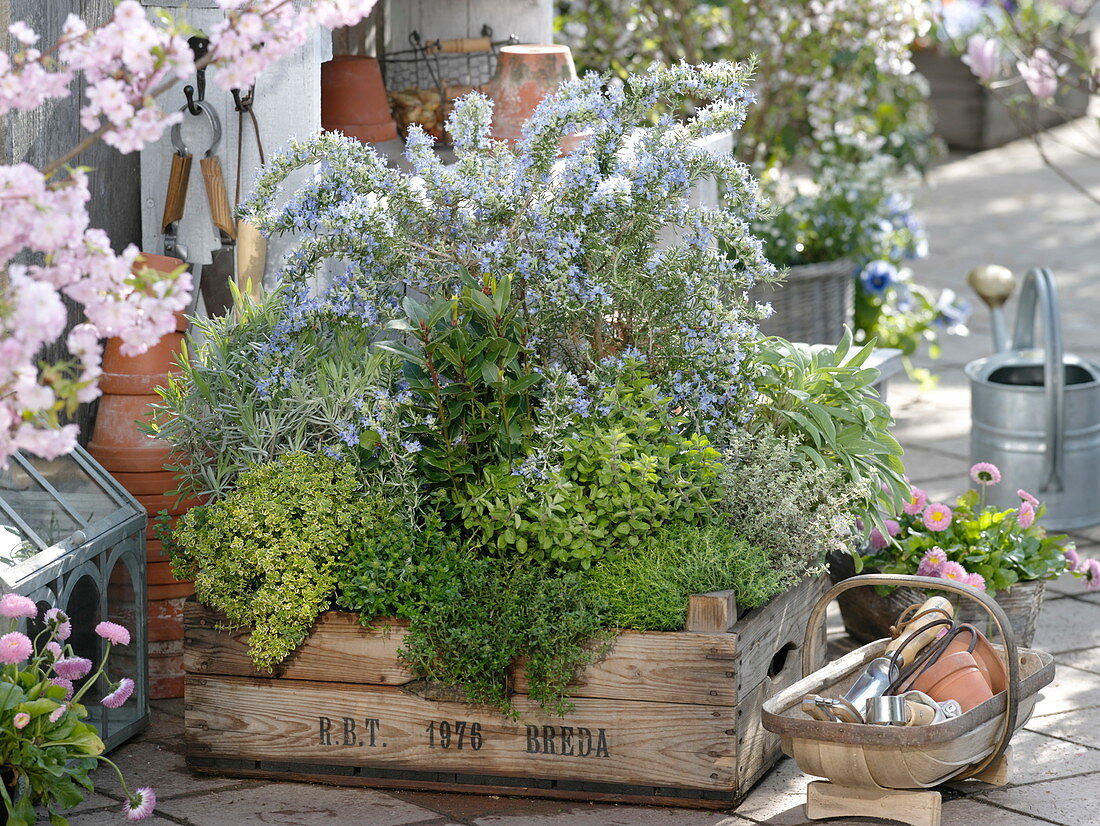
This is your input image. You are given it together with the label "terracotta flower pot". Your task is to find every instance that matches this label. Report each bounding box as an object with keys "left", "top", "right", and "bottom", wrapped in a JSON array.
[
  {"left": 321, "top": 55, "right": 398, "bottom": 144},
  {"left": 87, "top": 394, "right": 171, "bottom": 472},
  {"left": 910, "top": 650, "right": 995, "bottom": 712},
  {"left": 945, "top": 626, "right": 1008, "bottom": 694},
  {"left": 485, "top": 44, "right": 586, "bottom": 152}
]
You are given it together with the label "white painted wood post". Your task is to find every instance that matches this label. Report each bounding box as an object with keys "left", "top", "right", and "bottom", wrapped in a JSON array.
[{"left": 139, "top": 2, "right": 330, "bottom": 294}]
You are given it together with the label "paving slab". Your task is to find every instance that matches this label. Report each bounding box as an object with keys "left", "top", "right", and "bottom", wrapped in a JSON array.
[
  {"left": 1055, "top": 647, "right": 1100, "bottom": 675},
  {"left": 471, "top": 805, "right": 744, "bottom": 825},
  {"left": 90, "top": 739, "right": 258, "bottom": 801},
  {"left": 1029, "top": 597, "right": 1100, "bottom": 654},
  {"left": 1024, "top": 705, "right": 1100, "bottom": 750},
  {"left": 156, "top": 782, "right": 451, "bottom": 826},
  {"left": 889, "top": 445, "right": 970, "bottom": 493},
  {"left": 936, "top": 798, "right": 1057, "bottom": 826},
  {"left": 983, "top": 729, "right": 1100, "bottom": 786},
  {"left": 729, "top": 758, "right": 811, "bottom": 826},
  {"left": 66, "top": 812, "right": 179, "bottom": 825},
  {"left": 1027, "top": 662, "right": 1100, "bottom": 719},
  {"left": 979, "top": 770, "right": 1100, "bottom": 825}
]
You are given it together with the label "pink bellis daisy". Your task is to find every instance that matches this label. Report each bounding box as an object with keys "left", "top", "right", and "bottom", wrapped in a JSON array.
[
  {"left": 0, "top": 593, "right": 37, "bottom": 620},
  {"left": 45, "top": 608, "right": 71, "bottom": 641},
  {"left": 904, "top": 486, "right": 928, "bottom": 516},
  {"left": 48, "top": 704, "right": 67, "bottom": 724},
  {"left": 923, "top": 503, "right": 954, "bottom": 532},
  {"left": 964, "top": 572, "right": 987, "bottom": 591},
  {"left": 0, "top": 632, "right": 33, "bottom": 665},
  {"left": 12, "top": 712, "right": 30, "bottom": 729},
  {"left": 95, "top": 621, "right": 130, "bottom": 646},
  {"left": 102, "top": 677, "right": 135, "bottom": 709},
  {"left": 54, "top": 656, "right": 93, "bottom": 680},
  {"left": 885, "top": 519, "right": 901, "bottom": 537},
  {"left": 938, "top": 561, "right": 968, "bottom": 582},
  {"left": 1018, "top": 489, "right": 1040, "bottom": 507},
  {"left": 970, "top": 462, "right": 1002, "bottom": 486},
  {"left": 869, "top": 528, "right": 889, "bottom": 549},
  {"left": 1065, "top": 547, "right": 1081, "bottom": 571},
  {"left": 44, "top": 641, "right": 62, "bottom": 661},
  {"left": 1018, "top": 500, "right": 1035, "bottom": 530},
  {"left": 123, "top": 787, "right": 156, "bottom": 821},
  {"left": 49, "top": 678, "right": 74, "bottom": 700},
  {"left": 1085, "top": 559, "right": 1100, "bottom": 592},
  {"left": 916, "top": 547, "right": 948, "bottom": 577}
]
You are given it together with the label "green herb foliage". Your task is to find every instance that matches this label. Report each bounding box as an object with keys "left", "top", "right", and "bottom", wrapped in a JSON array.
[
  {"left": 457, "top": 363, "right": 722, "bottom": 565},
  {"left": 335, "top": 509, "right": 462, "bottom": 621},
  {"left": 400, "top": 557, "right": 607, "bottom": 716},
  {"left": 748, "top": 331, "right": 907, "bottom": 547},
  {"left": 585, "top": 522, "right": 786, "bottom": 631},
  {"left": 170, "top": 454, "right": 369, "bottom": 669}
]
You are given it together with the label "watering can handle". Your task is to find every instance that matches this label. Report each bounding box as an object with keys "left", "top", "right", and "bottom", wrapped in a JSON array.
[{"left": 1012, "top": 268, "right": 1065, "bottom": 493}]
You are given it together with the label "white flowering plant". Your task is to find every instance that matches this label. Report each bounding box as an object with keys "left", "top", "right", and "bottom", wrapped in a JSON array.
[{"left": 0, "top": 596, "right": 151, "bottom": 823}]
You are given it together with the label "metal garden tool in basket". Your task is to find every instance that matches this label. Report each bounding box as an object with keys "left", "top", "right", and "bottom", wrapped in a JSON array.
[
  {"left": 761, "top": 574, "right": 1055, "bottom": 826},
  {"left": 966, "top": 266, "right": 1100, "bottom": 529}
]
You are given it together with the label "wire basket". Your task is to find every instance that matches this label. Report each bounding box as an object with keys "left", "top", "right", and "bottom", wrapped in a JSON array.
[{"left": 380, "top": 26, "right": 518, "bottom": 143}]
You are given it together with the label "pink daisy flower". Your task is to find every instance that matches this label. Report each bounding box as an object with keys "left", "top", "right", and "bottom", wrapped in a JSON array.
[
  {"left": 0, "top": 632, "right": 33, "bottom": 665},
  {"left": 1084, "top": 559, "right": 1100, "bottom": 593},
  {"left": 1018, "top": 489, "right": 1040, "bottom": 507},
  {"left": 1018, "top": 500, "right": 1035, "bottom": 530},
  {"left": 885, "top": 519, "right": 901, "bottom": 537},
  {"left": 95, "top": 621, "right": 130, "bottom": 647},
  {"left": 54, "top": 656, "right": 93, "bottom": 680},
  {"left": 49, "top": 678, "right": 74, "bottom": 700},
  {"left": 970, "top": 462, "right": 1002, "bottom": 486},
  {"left": 123, "top": 787, "right": 156, "bottom": 821},
  {"left": 101, "top": 677, "right": 135, "bottom": 709},
  {"left": 916, "top": 547, "right": 948, "bottom": 577},
  {"left": 938, "top": 560, "right": 968, "bottom": 582},
  {"left": 869, "top": 528, "right": 888, "bottom": 549},
  {"left": 923, "top": 503, "right": 954, "bottom": 532},
  {"left": 12, "top": 712, "right": 30, "bottom": 729},
  {"left": 0, "top": 594, "right": 37, "bottom": 620},
  {"left": 1065, "top": 547, "right": 1081, "bottom": 571},
  {"left": 903, "top": 486, "right": 928, "bottom": 516},
  {"left": 48, "top": 704, "right": 67, "bottom": 724},
  {"left": 964, "top": 572, "right": 987, "bottom": 591},
  {"left": 44, "top": 641, "right": 62, "bottom": 661},
  {"left": 45, "top": 608, "right": 71, "bottom": 641}
]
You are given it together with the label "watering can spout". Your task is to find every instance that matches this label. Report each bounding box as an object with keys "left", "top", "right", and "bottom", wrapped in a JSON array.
[{"left": 967, "top": 265, "right": 1017, "bottom": 353}]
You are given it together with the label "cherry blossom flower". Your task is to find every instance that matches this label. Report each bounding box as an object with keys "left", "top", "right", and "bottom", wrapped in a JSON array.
[{"left": 963, "top": 34, "right": 1000, "bottom": 82}]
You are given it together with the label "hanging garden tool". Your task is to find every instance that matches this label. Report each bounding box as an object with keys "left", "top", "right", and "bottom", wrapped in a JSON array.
[
  {"left": 233, "top": 84, "right": 266, "bottom": 301},
  {"left": 161, "top": 37, "right": 236, "bottom": 317}
]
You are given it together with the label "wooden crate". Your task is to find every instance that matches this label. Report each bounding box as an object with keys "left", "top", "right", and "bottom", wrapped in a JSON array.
[
  {"left": 184, "top": 576, "right": 827, "bottom": 808},
  {"left": 914, "top": 46, "right": 1090, "bottom": 152}
]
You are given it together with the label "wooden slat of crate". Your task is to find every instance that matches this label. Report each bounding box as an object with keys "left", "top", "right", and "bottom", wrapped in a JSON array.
[
  {"left": 513, "top": 631, "right": 738, "bottom": 706},
  {"left": 183, "top": 602, "right": 416, "bottom": 686},
  {"left": 185, "top": 675, "right": 737, "bottom": 792}
]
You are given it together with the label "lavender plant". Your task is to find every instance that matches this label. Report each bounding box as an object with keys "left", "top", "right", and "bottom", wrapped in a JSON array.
[{"left": 239, "top": 61, "right": 775, "bottom": 431}]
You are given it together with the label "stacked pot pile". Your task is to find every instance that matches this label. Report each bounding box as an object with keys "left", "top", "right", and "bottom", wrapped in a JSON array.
[{"left": 88, "top": 253, "right": 198, "bottom": 699}]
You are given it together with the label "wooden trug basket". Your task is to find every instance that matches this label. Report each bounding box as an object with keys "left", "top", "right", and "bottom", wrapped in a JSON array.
[{"left": 761, "top": 574, "right": 1055, "bottom": 826}]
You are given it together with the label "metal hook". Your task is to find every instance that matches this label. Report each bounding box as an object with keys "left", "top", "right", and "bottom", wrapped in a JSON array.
[
  {"left": 184, "top": 36, "right": 210, "bottom": 116},
  {"left": 232, "top": 85, "right": 255, "bottom": 113},
  {"left": 170, "top": 99, "right": 222, "bottom": 158}
]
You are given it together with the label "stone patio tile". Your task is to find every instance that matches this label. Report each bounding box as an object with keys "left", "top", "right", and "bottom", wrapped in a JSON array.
[
  {"left": 1027, "top": 662, "right": 1100, "bottom": 719},
  {"left": 1029, "top": 598, "right": 1100, "bottom": 653},
  {"left": 156, "top": 783, "right": 450, "bottom": 825},
  {"left": 730, "top": 758, "right": 811, "bottom": 826},
  {"left": 66, "top": 812, "right": 178, "bottom": 825},
  {"left": 938, "top": 798, "right": 1055, "bottom": 826},
  {"left": 979, "top": 771, "right": 1100, "bottom": 824},
  {"left": 892, "top": 445, "right": 970, "bottom": 492},
  {"left": 472, "top": 806, "right": 745, "bottom": 825},
  {"left": 987, "top": 730, "right": 1100, "bottom": 786},
  {"left": 1055, "top": 647, "right": 1100, "bottom": 675},
  {"left": 89, "top": 739, "right": 258, "bottom": 800},
  {"left": 1025, "top": 707, "right": 1100, "bottom": 750},
  {"left": 65, "top": 791, "right": 125, "bottom": 815}
]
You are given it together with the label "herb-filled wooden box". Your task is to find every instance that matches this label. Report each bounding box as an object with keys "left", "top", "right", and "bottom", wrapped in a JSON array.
[{"left": 183, "top": 575, "right": 826, "bottom": 808}]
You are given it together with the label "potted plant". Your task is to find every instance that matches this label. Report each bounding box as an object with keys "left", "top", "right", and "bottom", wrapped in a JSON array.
[
  {"left": 0, "top": 595, "right": 154, "bottom": 823},
  {"left": 151, "top": 62, "right": 908, "bottom": 808},
  {"left": 836, "top": 461, "right": 1098, "bottom": 646}
]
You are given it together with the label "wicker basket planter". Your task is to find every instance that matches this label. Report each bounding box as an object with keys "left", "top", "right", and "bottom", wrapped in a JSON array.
[
  {"left": 832, "top": 555, "right": 1047, "bottom": 647},
  {"left": 752, "top": 259, "right": 853, "bottom": 344},
  {"left": 183, "top": 576, "right": 828, "bottom": 809}
]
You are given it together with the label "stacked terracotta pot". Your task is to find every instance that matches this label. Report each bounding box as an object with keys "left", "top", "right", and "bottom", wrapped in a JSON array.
[
  {"left": 321, "top": 55, "right": 398, "bottom": 144},
  {"left": 88, "top": 253, "right": 198, "bottom": 699}
]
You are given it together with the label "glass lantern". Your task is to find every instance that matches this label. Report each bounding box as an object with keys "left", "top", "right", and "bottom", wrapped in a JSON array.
[{"left": 0, "top": 446, "right": 148, "bottom": 750}]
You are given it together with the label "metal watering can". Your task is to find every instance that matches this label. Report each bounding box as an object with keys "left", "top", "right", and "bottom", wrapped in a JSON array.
[{"left": 966, "top": 266, "right": 1100, "bottom": 530}]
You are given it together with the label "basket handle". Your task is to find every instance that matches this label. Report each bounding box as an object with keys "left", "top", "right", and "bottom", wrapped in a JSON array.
[{"left": 803, "top": 573, "right": 1020, "bottom": 779}]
